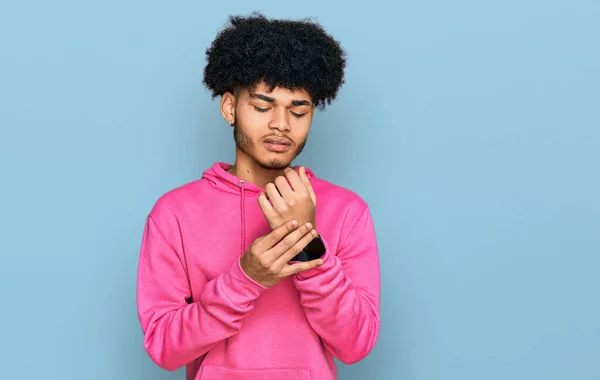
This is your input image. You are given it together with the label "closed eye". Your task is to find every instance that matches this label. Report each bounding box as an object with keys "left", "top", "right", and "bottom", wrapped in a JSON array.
[{"left": 254, "top": 106, "right": 307, "bottom": 118}]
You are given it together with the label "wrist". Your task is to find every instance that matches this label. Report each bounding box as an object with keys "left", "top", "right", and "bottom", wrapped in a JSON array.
[{"left": 290, "top": 233, "right": 326, "bottom": 262}]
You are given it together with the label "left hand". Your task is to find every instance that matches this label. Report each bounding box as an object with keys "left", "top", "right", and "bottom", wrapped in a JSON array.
[{"left": 258, "top": 166, "right": 317, "bottom": 230}]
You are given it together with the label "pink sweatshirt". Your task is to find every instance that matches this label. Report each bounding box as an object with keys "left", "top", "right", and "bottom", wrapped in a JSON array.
[{"left": 136, "top": 162, "right": 380, "bottom": 380}]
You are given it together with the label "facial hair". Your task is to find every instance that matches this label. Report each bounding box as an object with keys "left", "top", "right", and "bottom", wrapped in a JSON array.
[{"left": 233, "top": 123, "right": 306, "bottom": 171}]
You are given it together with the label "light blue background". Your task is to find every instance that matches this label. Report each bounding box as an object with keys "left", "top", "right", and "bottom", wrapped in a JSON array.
[{"left": 1, "top": 1, "right": 598, "bottom": 379}]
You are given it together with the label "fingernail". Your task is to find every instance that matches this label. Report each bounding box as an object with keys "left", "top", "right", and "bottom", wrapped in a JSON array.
[
  {"left": 292, "top": 220, "right": 298, "bottom": 226},
  {"left": 305, "top": 222, "right": 312, "bottom": 228},
  {"left": 311, "top": 230, "right": 317, "bottom": 237}
]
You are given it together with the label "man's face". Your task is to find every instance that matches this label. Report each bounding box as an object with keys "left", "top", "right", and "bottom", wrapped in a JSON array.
[{"left": 227, "top": 82, "right": 314, "bottom": 170}]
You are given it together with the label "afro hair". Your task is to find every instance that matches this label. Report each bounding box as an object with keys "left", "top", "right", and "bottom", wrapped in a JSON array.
[{"left": 202, "top": 12, "right": 347, "bottom": 110}]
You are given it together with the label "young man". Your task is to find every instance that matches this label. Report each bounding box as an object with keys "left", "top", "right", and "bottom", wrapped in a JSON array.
[{"left": 136, "top": 12, "right": 380, "bottom": 380}]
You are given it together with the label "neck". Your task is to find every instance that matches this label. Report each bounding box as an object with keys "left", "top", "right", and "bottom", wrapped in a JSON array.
[{"left": 227, "top": 150, "right": 290, "bottom": 189}]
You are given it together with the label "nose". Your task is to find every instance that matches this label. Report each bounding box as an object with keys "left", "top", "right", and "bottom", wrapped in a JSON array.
[{"left": 268, "top": 108, "right": 290, "bottom": 132}]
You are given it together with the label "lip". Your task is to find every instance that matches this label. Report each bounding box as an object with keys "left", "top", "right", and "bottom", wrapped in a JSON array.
[
  {"left": 263, "top": 136, "right": 292, "bottom": 145},
  {"left": 263, "top": 136, "right": 293, "bottom": 153},
  {"left": 264, "top": 141, "right": 291, "bottom": 152}
]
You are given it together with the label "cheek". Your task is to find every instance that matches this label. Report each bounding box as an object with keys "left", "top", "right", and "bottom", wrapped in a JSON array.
[
  {"left": 237, "top": 116, "right": 262, "bottom": 134},
  {"left": 292, "top": 120, "right": 312, "bottom": 139},
  {"left": 238, "top": 108, "right": 269, "bottom": 132}
]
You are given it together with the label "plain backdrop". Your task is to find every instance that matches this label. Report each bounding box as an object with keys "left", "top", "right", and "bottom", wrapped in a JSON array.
[{"left": 1, "top": 1, "right": 599, "bottom": 379}]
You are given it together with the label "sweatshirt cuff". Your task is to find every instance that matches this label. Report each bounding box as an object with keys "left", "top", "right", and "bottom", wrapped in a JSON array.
[{"left": 221, "top": 257, "right": 268, "bottom": 307}]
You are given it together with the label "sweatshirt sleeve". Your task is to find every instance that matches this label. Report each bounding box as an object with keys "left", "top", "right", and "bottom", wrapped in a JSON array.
[
  {"left": 293, "top": 205, "right": 380, "bottom": 364},
  {"left": 136, "top": 215, "right": 267, "bottom": 371}
]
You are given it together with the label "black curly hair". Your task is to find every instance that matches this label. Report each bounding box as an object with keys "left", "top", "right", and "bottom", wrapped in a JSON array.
[{"left": 203, "top": 12, "right": 347, "bottom": 110}]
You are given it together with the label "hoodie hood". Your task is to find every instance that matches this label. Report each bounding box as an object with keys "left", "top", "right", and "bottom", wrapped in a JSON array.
[{"left": 200, "top": 162, "right": 316, "bottom": 254}]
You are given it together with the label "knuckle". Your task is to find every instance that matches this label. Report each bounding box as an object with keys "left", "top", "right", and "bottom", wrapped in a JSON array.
[
  {"left": 299, "top": 235, "right": 312, "bottom": 247},
  {"left": 283, "top": 236, "right": 295, "bottom": 250},
  {"left": 286, "top": 198, "right": 296, "bottom": 207},
  {"left": 294, "top": 241, "right": 305, "bottom": 253}
]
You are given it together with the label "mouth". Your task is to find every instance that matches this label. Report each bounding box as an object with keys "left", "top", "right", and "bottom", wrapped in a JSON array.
[
  {"left": 263, "top": 137, "right": 293, "bottom": 152},
  {"left": 263, "top": 137, "right": 292, "bottom": 146}
]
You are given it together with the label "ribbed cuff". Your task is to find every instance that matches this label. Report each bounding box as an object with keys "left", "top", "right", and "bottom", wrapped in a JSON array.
[{"left": 221, "top": 257, "right": 268, "bottom": 307}]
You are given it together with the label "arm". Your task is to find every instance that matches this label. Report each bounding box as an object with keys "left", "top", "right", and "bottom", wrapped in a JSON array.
[
  {"left": 136, "top": 215, "right": 267, "bottom": 371},
  {"left": 293, "top": 206, "right": 380, "bottom": 364}
]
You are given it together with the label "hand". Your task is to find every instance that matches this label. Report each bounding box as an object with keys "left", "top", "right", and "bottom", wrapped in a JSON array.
[
  {"left": 240, "top": 219, "right": 322, "bottom": 287},
  {"left": 258, "top": 167, "right": 317, "bottom": 230}
]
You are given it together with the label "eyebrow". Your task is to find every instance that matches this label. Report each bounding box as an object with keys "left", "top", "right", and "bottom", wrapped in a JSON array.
[{"left": 249, "top": 92, "right": 312, "bottom": 107}]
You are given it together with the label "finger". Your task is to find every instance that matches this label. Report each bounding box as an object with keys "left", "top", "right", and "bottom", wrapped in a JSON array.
[
  {"left": 255, "top": 219, "right": 298, "bottom": 251},
  {"left": 299, "top": 167, "right": 317, "bottom": 205},
  {"left": 284, "top": 168, "right": 306, "bottom": 194},
  {"left": 274, "top": 226, "right": 319, "bottom": 268},
  {"left": 257, "top": 192, "right": 276, "bottom": 217},
  {"left": 266, "top": 222, "right": 313, "bottom": 264},
  {"left": 265, "top": 183, "right": 286, "bottom": 209},
  {"left": 274, "top": 175, "right": 294, "bottom": 199},
  {"left": 281, "top": 258, "right": 324, "bottom": 277}
]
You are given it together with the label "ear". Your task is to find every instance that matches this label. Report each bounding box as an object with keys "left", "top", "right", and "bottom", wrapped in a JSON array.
[{"left": 220, "top": 91, "right": 236, "bottom": 126}]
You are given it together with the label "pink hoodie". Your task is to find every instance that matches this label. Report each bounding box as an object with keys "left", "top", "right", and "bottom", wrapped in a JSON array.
[{"left": 136, "top": 162, "right": 380, "bottom": 380}]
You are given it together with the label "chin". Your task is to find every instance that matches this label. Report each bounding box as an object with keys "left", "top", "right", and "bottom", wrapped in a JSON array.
[
  {"left": 257, "top": 160, "right": 292, "bottom": 171},
  {"left": 255, "top": 155, "right": 295, "bottom": 171}
]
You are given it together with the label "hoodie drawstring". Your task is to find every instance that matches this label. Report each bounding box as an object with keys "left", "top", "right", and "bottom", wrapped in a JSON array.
[{"left": 238, "top": 180, "right": 246, "bottom": 254}]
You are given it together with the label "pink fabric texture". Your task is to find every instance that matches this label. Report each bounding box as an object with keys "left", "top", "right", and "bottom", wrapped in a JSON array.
[{"left": 136, "top": 162, "right": 380, "bottom": 379}]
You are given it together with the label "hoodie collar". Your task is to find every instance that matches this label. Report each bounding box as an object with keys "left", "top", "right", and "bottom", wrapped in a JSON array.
[{"left": 201, "top": 162, "right": 315, "bottom": 195}]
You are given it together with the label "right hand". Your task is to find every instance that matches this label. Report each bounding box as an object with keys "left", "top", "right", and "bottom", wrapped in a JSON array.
[{"left": 240, "top": 220, "right": 323, "bottom": 287}]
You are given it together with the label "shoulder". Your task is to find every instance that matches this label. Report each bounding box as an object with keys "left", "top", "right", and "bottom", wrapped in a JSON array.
[
  {"left": 311, "top": 176, "right": 367, "bottom": 207},
  {"left": 147, "top": 178, "right": 204, "bottom": 220},
  {"left": 310, "top": 176, "right": 369, "bottom": 219}
]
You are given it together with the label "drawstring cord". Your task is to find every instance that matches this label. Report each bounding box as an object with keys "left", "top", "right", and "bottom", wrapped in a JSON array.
[{"left": 238, "top": 180, "right": 246, "bottom": 254}]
